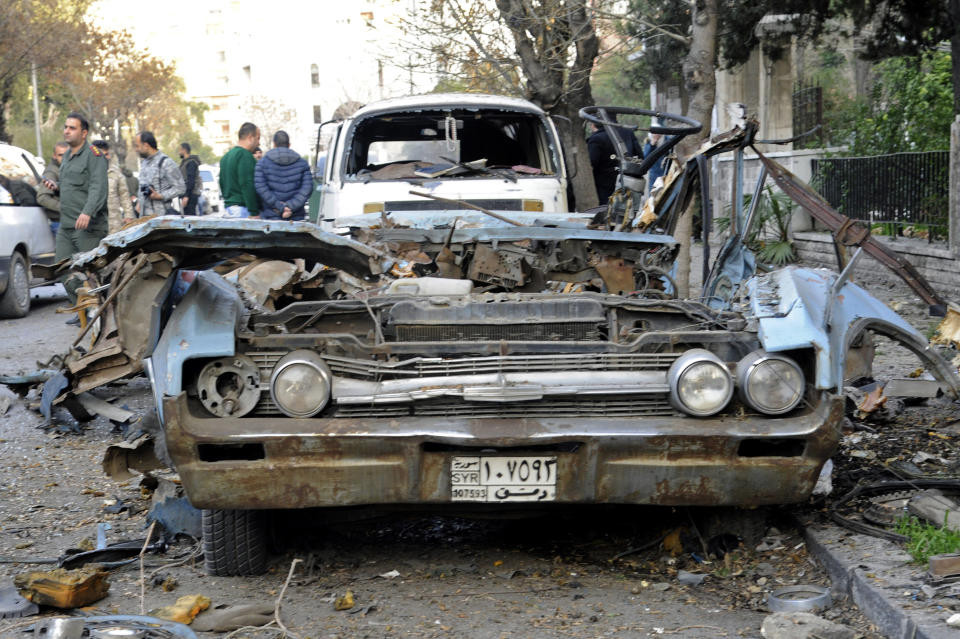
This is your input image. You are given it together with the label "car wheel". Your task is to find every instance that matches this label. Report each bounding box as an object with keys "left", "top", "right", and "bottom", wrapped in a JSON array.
[
  {"left": 0, "top": 251, "right": 31, "bottom": 319},
  {"left": 202, "top": 508, "right": 268, "bottom": 576}
]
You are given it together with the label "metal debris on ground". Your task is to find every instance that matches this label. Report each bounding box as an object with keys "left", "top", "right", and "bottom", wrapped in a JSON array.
[
  {"left": 102, "top": 433, "right": 165, "bottom": 480},
  {"left": 146, "top": 478, "right": 202, "bottom": 541},
  {"left": 0, "top": 584, "right": 38, "bottom": 618}
]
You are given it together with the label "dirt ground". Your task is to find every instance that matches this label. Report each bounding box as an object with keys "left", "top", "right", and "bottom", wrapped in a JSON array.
[{"left": 0, "top": 253, "right": 954, "bottom": 638}]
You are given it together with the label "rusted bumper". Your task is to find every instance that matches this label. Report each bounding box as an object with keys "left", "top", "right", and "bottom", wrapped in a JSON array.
[{"left": 163, "top": 392, "right": 843, "bottom": 510}]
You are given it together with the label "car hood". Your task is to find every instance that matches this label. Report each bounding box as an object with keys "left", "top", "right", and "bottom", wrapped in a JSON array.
[{"left": 69, "top": 215, "right": 678, "bottom": 281}]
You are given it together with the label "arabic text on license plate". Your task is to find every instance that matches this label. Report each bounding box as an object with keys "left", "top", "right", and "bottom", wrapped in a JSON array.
[{"left": 450, "top": 456, "right": 557, "bottom": 502}]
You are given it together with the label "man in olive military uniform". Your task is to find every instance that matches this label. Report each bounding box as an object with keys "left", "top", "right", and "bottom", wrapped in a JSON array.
[{"left": 42, "top": 112, "right": 108, "bottom": 308}]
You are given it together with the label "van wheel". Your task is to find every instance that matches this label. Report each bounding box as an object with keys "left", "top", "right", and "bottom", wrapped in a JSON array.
[
  {"left": 202, "top": 509, "right": 268, "bottom": 576},
  {"left": 0, "top": 252, "right": 30, "bottom": 318}
]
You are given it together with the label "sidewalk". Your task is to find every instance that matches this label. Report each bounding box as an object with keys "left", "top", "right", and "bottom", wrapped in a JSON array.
[{"left": 800, "top": 518, "right": 957, "bottom": 639}]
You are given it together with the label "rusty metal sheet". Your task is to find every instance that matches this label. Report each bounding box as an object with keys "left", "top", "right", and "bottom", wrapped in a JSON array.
[
  {"left": 595, "top": 256, "right": 635, "bottom": 295},
  {"left": 66, "top": 341, "right": 123, "bottom": 375}
]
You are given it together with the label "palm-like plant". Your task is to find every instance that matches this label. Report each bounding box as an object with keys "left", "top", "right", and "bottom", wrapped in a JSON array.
[{"left": 716, "top": 186, "right": 796, "bottom": 266}]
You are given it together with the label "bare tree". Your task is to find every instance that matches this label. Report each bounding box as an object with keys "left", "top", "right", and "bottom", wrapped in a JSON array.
[{"left": 0, "top": 0, "right": 90, "bottom": 142}]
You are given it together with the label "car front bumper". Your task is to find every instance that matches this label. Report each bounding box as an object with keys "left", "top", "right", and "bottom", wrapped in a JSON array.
[{"left": 163, "top": 391, "right": 843, "bottom": 510}]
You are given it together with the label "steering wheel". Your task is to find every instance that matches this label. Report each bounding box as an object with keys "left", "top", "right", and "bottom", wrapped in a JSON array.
[{"left": 579, "top": 106, "right": 701, "bottom": 182}]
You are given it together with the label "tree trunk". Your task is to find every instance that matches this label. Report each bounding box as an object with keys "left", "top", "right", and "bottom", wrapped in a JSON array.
[
  {"left": 0, "top": 79, "right": 13, "bottom": 144},
  {"left": 674, "top": 0, "right": 718, "bottom": 297},
  {"left": 555, "top": 103, "right": 597, "bottom": 211},
  {"left": 493, "top": 0, "right": 599, "bottom": 211},
  {"left": 951, "top": 0, "right": 960, "bottom": 116}
]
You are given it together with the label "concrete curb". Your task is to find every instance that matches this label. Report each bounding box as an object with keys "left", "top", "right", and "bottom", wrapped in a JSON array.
[{"left": 798, "top": 519, "right": 957, "bottom": 639}]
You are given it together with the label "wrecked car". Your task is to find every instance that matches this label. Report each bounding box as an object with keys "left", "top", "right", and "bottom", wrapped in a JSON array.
[
  {"left": 314, "top": 93, "right": 571, "bottom": 229},
  {"left": 45, "top": 109, "right": 960, "bottom": 577}
]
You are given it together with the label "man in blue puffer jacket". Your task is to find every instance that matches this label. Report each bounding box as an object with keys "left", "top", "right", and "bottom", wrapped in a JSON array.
[{"left": 254, "top": 130, "right": 313, "bottom": 220}]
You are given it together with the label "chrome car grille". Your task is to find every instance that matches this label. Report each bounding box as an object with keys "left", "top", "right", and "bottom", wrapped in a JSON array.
[{"left": 246, "top": 350, "right": 678, "bottom": 418}]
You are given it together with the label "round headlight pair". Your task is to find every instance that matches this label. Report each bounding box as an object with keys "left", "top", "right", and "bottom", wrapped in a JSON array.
[
  {"left": 668, "top": 348, "right": 805, "bottom": 417},
  {"left": 270, "top": 350, "right": 332, "bottom": 418},
  {"left": 736, "top": 350, "right": 805, "bottom": 415}
]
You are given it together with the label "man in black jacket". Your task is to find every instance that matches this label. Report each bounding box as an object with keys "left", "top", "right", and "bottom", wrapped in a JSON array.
[
  {"left": 587, "top": 120, "right": 643, "bottom": 204},
  {"left": 177, "top": 142, "right": 202, "bottom": 215}
]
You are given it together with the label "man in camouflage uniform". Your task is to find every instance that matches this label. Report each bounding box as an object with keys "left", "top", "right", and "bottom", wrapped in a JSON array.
[
  {"left": 43, "top": 112, "right": 108, "bottom": 308},
  {"left": 36, "top": 141, "right": 68, "bottom": 233},
  {"left": 92, "top": 140, "right": 135, "bottom": 232}
]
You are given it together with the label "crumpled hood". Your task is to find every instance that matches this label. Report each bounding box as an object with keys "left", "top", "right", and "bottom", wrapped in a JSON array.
[{"left": 263, "top": 147, "right": 301, "bottom": 166}]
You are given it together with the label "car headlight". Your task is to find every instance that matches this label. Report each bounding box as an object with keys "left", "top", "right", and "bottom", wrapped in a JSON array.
[
  {"left": 736, "top": 350, "right": 804, "bottom": 415},
  {"left": 270, "top": 350, "right": 332, "bottom": 418},
  {"left": 668, "top": 349, "right": 733, "bottom": 416}
]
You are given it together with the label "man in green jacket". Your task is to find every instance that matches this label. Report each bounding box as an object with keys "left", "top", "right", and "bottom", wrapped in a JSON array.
[
  {"left": 219, "top": 122, "right": 260, "bottom": 218},
  {"left": 42, "top": 112, "right": 108, "bottom": 309}
]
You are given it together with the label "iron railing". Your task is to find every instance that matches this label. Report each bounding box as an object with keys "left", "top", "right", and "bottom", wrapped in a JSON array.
[{"left": 811, "top": 151, "right": 949, "bottom": 242}]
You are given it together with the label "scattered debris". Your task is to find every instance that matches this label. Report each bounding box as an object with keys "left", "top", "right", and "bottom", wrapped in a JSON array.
[
  {"left": 378, "top": 569, "right": 400, "bottom": 579},
  {"left": 766, "top": 585, "right": 832, "bottom": 613},
  {"left": 14, "top": 565, "right": 110, "bottom": 608},
  {"left": 883, "top": 378, "right": 943, "bottom": 399},
  {"left": 147, "top": 594, "right": 211, "bottom": 624},
  {"left": 146, "top": 478, "right": 202, "bottom": 541},
  {"left": 334, "top": 590, "right": 355, "bottom": 611},
  {"left": 0, "top": 584, "right": 38, "bottom": 618},
  {"left": 947, "top": 612, "right": 960, "bottom": 628},
  {"left": 192, "top": 602, "right": 275, "bottom": 632},
  {"left": 931, "top": 303, "right": 960, "bottom": 347},
  {"left": 928, "top": 553, "right": 960, "bottom": 580},
  {"left": 35, "top": 617, "right": 85, "bottom": 638},
  {"left": 78, "top": 614, "right": 198, "bottom": 639},
  {"left": 676, "top": 570, "right": 706, "bottom": 586},
  {"left": 76, "top": 393, "right": 134, "bottom": 425},
  {"left": 760, "top": 612, "right": 855, "bottom": 639},
  {"left": 102, "top": 433, "right": 164, "bottom": 480}
]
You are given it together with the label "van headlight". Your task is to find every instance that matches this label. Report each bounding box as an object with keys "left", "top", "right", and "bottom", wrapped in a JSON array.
[
  {"left": 270, "top": 350, "right": 332, "bottom": 418},
  {"left": 736, "top": 350, "right": 804, "bottom": 415},
  {"left": 668, "top": 349, "right": 733, "bottom": 416}
]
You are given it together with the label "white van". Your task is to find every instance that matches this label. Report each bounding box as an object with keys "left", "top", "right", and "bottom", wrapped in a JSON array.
[{"left": 315, "top": 94, "right": 570, "bottom": 229}]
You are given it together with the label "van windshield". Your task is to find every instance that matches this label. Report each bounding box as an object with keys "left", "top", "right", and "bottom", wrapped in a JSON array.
[{"left": 345, "top": 109, "right": 558, "bottom": 180}]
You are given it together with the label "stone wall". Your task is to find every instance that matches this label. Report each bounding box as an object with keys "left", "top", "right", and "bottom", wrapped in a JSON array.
[{"left": 793, "top": 231, "right": 960, "bottom": 293}]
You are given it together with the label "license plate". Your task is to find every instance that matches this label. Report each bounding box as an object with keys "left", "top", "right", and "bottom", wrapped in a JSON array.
[{"left": 450, "top": 456, "right": 557, "bottom": 502}]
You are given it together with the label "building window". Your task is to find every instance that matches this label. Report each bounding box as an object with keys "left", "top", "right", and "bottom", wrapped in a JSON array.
[
  {"left": 310, "top": 64, "right": 319, "bottom": 88},
  {"left": 216, "top": 121, "right": 230, "bottom": 136},
  {"left": 313, "top": 105, "right": 322, "bottom": 124},
  {"left": 217, "top": 50, "right": 226, "bottom": 63},
  {"left": 243, "top": 65, "right": 251, "bottom": 81}
]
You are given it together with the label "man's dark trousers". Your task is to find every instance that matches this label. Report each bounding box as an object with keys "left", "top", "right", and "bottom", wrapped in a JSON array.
[{"left": 183, "top": 194, "right": 199, "bottom": 215}]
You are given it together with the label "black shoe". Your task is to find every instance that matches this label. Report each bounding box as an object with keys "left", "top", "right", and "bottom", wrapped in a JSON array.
[{"left": 65, "top": 316, "right": 80, "bottom": 326}]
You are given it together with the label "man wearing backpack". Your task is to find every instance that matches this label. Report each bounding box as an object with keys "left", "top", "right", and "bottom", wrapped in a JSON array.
[{"left": 178, "top": 142, "right": 202, "bottom": 215}]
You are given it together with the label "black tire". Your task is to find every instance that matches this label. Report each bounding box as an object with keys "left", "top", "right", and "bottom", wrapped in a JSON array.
[
  {"left": 0, "top": 251, "right": 30, "bottom": 318},
  {"left": 202, "top": 509, "right": 268, "bottom": 576}
]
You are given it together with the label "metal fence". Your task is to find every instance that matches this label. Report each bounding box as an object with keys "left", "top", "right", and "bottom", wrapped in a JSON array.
[
  {"left": 792, "top": 83, "right": 823, "bottom": 147},
  {"left": 811, "top": 151, "right": 949, "bottom": 242}
]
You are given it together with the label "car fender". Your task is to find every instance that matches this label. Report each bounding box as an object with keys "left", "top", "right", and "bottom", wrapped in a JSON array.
[
  {"left": 146, "top": 270, "right": 244, "bottom": 424},
  {"left": 746, "top": 266, "right": 960, "bottom": 397}
]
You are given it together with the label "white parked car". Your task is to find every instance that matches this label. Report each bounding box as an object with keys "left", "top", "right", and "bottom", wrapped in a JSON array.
[
  {"left": 315, "top": 93, "right": 572, "bottom": 230},
  {"left": 0, "top": 144, "right": 55, "bottom": 318},
  {"left": 198, "top": 164, "right": 223, "bottom": 215}
]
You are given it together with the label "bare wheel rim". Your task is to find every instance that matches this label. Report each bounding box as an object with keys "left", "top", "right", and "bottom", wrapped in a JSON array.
[{"left": 11, "top": 258, "right": 28, "bottom": 309}]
